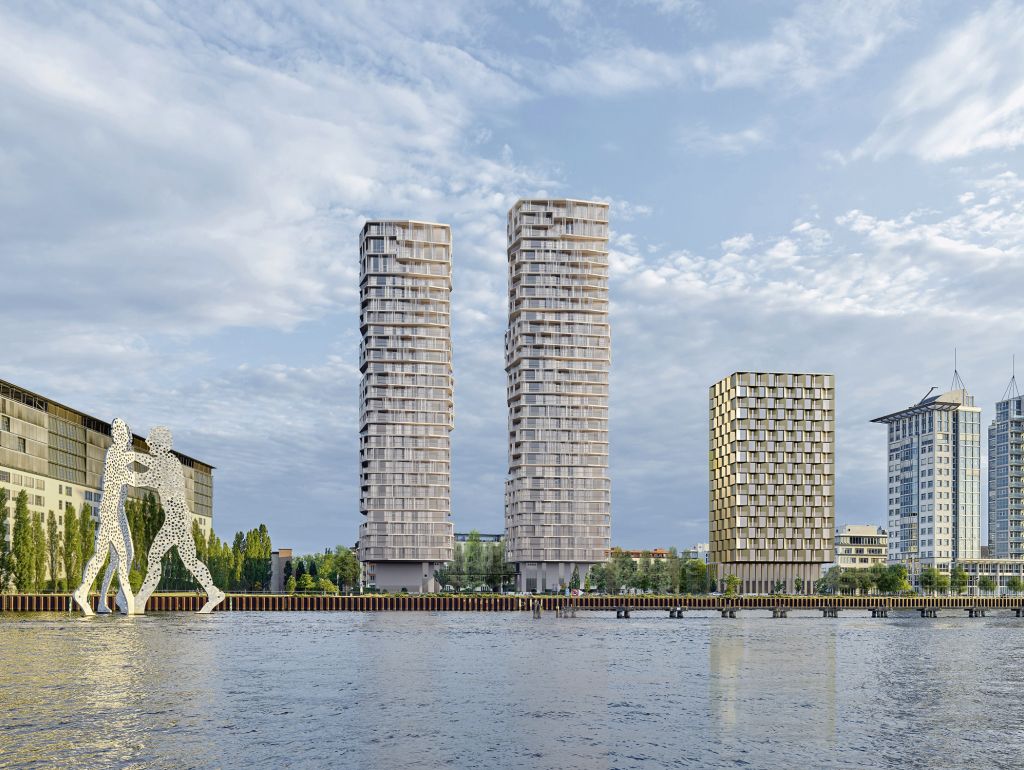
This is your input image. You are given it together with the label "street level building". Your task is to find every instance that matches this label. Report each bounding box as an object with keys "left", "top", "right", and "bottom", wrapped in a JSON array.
[
  {"left": 956, "top": 558, "right": 1024, "bottom": 594},
  {"left": 504, "top": 199, "right": 611, "bottom": 592},
  {"left": 269, "top": 548, "right": 293, "bottom": 593},
  {"left": 602, "top": 547, "right": 674, "bottom": 562},
  {"left": 357, "top": 220, "right": 454, "bottom": 593},
  {"left": 988, "top": 375, "right": 1023, "bottom": 558},
  {"left": 690, "top": 543, "right": 710, "bottom": 564},
  {"left": 834, "top": 525, "right": 887, "bottom": 569},
  {"left": 872, "top": 379, "right": 982, "bottom": 581},
  {"left": 455, "top": 532, "right": 503, "bottom": 543},
  {"left": 709, "top": 371, "right": 836, "bottom": 594},
  {"left": 0, "top": 378, "right": 214, "bottom": 578}
]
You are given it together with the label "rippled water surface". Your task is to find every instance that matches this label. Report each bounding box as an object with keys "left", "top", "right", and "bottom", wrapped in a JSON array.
[{"left": 3, "top": 609, "right": 1024, "bottom": 769}]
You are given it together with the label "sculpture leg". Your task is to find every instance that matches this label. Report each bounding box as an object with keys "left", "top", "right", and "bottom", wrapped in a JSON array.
[
  {"left": 112, "top": 536, "right": 136, "bottom": 616},
  {"left": 134, "top": 530, "right": 172, "bottom": 615},
  {"left": 177, "top": 532, "right": 224, "bottom": 614},
  {"left": 72, "top": 535, "right": 111, "bottom": 617},
  {"left": 97, "top": 547, "right": 117, "bottom": 614}
]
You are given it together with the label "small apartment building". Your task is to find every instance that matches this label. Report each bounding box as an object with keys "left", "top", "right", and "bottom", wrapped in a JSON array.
[{"left": 834, "top": 525, "right": 887, "bottom": 569}]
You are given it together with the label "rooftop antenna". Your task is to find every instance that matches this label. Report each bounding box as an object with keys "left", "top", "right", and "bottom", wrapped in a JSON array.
[
  {"left": 951, "top": 347, "right": 967, "bottom": 392},
  {"left": 1003, "top": 355, "right": 1021, "bottom": 401}
]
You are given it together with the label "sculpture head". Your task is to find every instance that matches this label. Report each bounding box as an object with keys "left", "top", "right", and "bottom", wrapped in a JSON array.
[
  {"left": 111, "top": 418, "right": 131, "bottom": 447},
  {"left": 147, "top": 426, "right": 173, "bottom": 454}
]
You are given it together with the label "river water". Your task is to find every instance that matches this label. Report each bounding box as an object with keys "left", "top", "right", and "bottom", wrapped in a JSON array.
[{"left": 2, "top": 609, "right": 1023, "bottom": 769}]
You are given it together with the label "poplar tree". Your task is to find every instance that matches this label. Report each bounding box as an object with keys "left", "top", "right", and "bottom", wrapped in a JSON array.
[
  {"left": 231, "top": 532, "right": 245, "bottom": 588},
  {"left": 78, "top": 502, "right": 95, "bottom": 583},
  {"left": 464, "top": 531, "right": 484, "bottom": 589},
  {"left": 12, "top": 491, "right": 33, "bottom": 592},
  {"left": 569, "top": 565, "right": 581, "bottom": 590},
  {"left": 62, "top": 502, "right": 80, "bottom": 591},
  {"left": 46, "top": 511, "right": 60, "bottom": 590},
  {"left": 0, "top": 488, "right": 14, "bottom": 591},
  {"left": 32, "top": 513, "right": 47, "bottom": 592},
  {"left": 450, "top": 544, "right": 465, "bottom": 592}
]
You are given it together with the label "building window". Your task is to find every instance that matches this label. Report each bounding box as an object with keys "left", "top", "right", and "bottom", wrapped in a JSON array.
[
  {"left": 17, "top": 437, "right": 26, "bottom": 453},
  {"left": 1, "top": 416, "right": 9, "bottom": 431}
]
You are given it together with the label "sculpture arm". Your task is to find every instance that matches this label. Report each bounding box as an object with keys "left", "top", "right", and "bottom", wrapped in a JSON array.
[{"left": 131, "top": 452, "right": 153, "bottom": 487}]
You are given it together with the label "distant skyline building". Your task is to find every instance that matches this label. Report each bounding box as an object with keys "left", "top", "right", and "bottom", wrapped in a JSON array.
[
  {"left": 504, "top": 198, "right": 611, "bottom": 592},
  {"left": 988, "top": 371, "right": 1023, "bottom": 559},
  {"left": 834, "top": 524, "right": 887, "bottom": 569},
  {"left": 357, "top": 220, "right": 454, "bottom": 593},
  {"left": 709, "top": 371, "right": 836, "bottom": 594},
  {"left": 872, "top": 375, "right": 981, "bottom": 580}
]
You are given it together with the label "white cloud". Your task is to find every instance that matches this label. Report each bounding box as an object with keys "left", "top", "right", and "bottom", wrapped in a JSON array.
[
  {"left": 680, "top": 121, "right": 772, "bottom": 155},
  {"left": 614, "top": 171, "right": 1024, "bottom": 322},
  {"left": 860, "top": 0, "right": 1024, "bottom": 161},
  {"left": 544, "top": 1, "right": 908, "bottom": 96},
  {"left": 721, "top": 234, "right": 754, "bottom": 253},
  {"left": 691, "top": 0, "right": 910, "bottom": 91}
]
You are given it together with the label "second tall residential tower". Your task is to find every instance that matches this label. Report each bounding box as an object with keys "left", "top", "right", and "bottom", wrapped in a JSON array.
[{"left": 504, "top": 199, "right": 612, "bottom": 592}]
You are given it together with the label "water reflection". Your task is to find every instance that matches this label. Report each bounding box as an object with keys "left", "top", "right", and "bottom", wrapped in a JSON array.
[{"left": 3, "top": 610, "right": 1024, "bottom": 769}]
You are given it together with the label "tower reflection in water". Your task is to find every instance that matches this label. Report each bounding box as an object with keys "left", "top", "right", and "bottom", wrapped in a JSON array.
[{"left": 709, "top": 614, "right": 837, "bottom": 753}]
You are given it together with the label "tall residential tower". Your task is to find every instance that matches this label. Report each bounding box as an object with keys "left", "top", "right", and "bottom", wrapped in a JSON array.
[
  {"left": 357, "top": 220, "right": 454, "bottom": 593},
  {"left": 988, "top": 373, "right": 1023, "bottom": 559},
  {"left": 871, "top": 378, "right": 981, "bottom": 579},
  {"left": 709, "top": 371, "right": 835, "bottom": 594},
  {"left": 504, "top": 199, "right": 611, "bottom": 592}
]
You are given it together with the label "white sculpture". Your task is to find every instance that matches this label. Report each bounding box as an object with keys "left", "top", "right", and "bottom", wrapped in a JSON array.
[
  {"left": 132, "top": 426, "right": 224, "bottom": 615},
  {"left": 97, "top": 504, "right": 134, "bottom": 614},
  {"left": 72, "top": 419, "right": 142, "bottom": 616}
]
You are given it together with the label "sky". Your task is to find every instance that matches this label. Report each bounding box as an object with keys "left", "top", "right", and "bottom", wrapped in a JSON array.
[{"left": 2, "top": 0, "right": 1023, "bottom": 555}]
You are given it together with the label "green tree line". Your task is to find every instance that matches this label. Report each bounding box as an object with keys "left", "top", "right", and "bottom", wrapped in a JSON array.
[
  {"left": 0, "top": 488, "right": 273, "bottom": 594},
  {"left": 587, "top": 548, "right": 712, "bottom": 594},
  {"left": 285, "top": 545, "right": 361, "bottom": 594},
  {"left": 433, "top": 531, "right": 514, "bottom": 592}
]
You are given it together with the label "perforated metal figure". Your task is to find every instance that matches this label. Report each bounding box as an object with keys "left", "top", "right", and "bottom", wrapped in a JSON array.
[
  {"left": 97, "top": 502, "right": 134, "bottom": 614},
  {"left": 133, "top": 426, "right": 224, "bottom": 614},
  {"left": 72, "top": 418, "right": 144, "bottom": 616}
]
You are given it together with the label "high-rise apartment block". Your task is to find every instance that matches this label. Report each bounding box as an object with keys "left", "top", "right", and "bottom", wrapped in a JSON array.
[
  {"left": 504, "top": 199, "right": 611, "bottom": 592},
  {"left": 872, "top": 383, "right": 981, "bottom": 578},
  {"left": 357, "top": 220, "right": 454, "bottom": 593},
  {"left": 709, "top": 371, "right": 835, "bottom": 594},
  {"left": 988, "top": 377, "right": 1023, "bottom": 559}
]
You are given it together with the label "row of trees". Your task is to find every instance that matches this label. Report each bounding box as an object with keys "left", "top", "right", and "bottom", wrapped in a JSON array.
[
  {"left": 0, "top": 489, "right": 96, "bottom": 593},
  {"left": 285, "top": 545, "right": 361, "bottom": 594},
  {"left": 815, "top": 564, "right": 913, "bottom": 595},
  {"left": 587, "top": 548, "right": 712, "bottom": 594},
  {"left": 0, "top": 488, "right": 273, "bottom": 594},
  {"left": 434, "top": 532, "right": 514, "bottom": 592},
  {"left": 816, "top": 564, "right": 1014, "bottom": 596}
]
